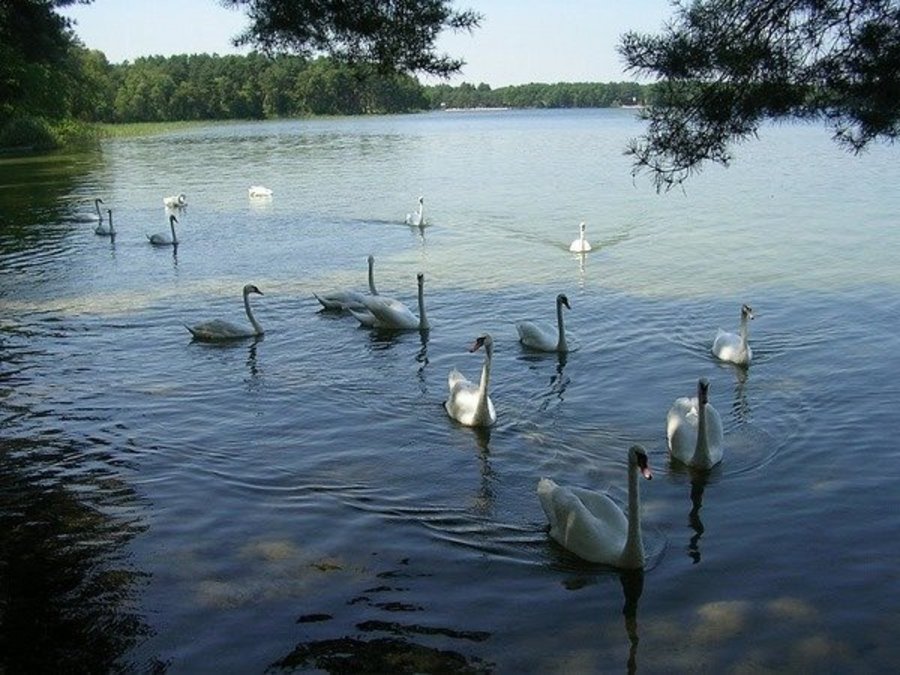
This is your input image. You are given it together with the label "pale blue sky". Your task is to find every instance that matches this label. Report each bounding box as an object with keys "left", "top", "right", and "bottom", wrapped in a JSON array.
[{"left": 62, "top": 0, "right": 675, "bottom": 86}]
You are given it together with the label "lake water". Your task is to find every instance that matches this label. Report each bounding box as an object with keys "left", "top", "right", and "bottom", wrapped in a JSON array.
[{"left": 1, "top": 108, "right": 899, "bottom": 673}]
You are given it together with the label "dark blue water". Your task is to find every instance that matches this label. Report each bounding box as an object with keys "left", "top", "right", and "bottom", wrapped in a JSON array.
[{"left": 1, "top": 109, "right": 899, "bottom": 672}]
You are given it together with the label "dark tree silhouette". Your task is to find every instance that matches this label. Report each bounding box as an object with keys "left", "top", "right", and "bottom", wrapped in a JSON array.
[
  {"left": 619, "top": 0, "right": 900, "bottom": 189},
  {"left": 221, "top": 0, "right": 481, "bottom": 77}
]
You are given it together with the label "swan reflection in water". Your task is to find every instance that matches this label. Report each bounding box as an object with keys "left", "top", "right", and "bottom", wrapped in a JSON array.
[{"left": 559, "top": 568, "right": 645, "bottom": 675}]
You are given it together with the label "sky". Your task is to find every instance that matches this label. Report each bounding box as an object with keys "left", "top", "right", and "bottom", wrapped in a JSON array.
[{"left": 61, "top": 0, "right": 676, "bottom": 86}]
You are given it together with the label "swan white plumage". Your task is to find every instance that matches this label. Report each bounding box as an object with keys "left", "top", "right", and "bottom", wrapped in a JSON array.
[
  {"left": 95, "top": 208, "right": 115, "bottom": 236},
  {"left": 666, "top": 378, "right": 724, "bottom": 469},
  {"left": 712, "top": 304, "right": 754, "bottom": 366},
  {"left": 249, "top": 185, "right": 273, "bottom": 198},
  {"left": 569, "top": 221, "right": 592, "bottom": 253},
  {"left": 314, "top": 255, "right": 378, "bottom": 311},
  {"left": 349, "top": 272, "right": 429, "bottom": 330},
  {"left": 405, "top": 196, "right": 425, "bottom": 226},
  {"left": 147, "top": 214, "right": 179, "bottom": 246},
  {"left": 537, "top": 445, "right": 652, "bottom": 568},
  {"left": 185, "top": 284, "right": 265, "bottom": 341},
  {"left": 163, "top": 193, "right": 187, "bottom": 209},
  {"left": 73, "top": 197, "right": 104, "bottom": 223},
  {"left": 444, "top": 334, "right": 497, "bottom": 427},
  {"left": 517, "top": 293, "right": 571, "bottom": 352}
]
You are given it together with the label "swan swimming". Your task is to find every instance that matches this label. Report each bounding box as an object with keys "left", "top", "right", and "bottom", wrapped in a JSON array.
[
  {"left": 444, "top": 333, "right": 497, "bottom": 427},
  {"left": 185, "top": 284, "right": 265, "bottom": 341},
  {"left": 569, "top": 221, "right": 592, "bottom": 253},
  {"left": 666, "top": 377, "right": 725, "bottom": 470},
  {"left": 538, "top": 444, "right": 652, "bottom": 568},
  {"left": 73, "top": 197, "right": 104, "bottom": 223},
  {"left": 314, "top": 255, "right": 378, "bottom": 311},
  {"left": 248, "top": 185, "right": 273, "bottom": 198},
  {"left": 95, "top": 208, "right": 115, "bottom": 236},
  {"left": 147, "top": 214, "right": 179, "bottom": 246},
  {"left": 405, "top": 196, "right": 425, "bottom": 226},
  {"left": 349, "top": 272, "right": 429, "bottom": 330},
  {"left": 517, "top": 293, "right": 571, "bottom": 352},
  {"left": 712, "top": 304, "right": 754, "bottom": 366},
  {"left": 163, "top": 193, "right": 187, "bottom": 209}
]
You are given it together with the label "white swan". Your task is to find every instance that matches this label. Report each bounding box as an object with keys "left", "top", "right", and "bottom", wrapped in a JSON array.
[
  {"left": 517, "top": 293, "right": 571, "bottom": 352},
  {"left": 405, "top": 196, "right": 425, "bottom": 226},
  {"left": 185, "top": 284, "right": 265, "bottom": 341},
  {"left": 349, "top": 272, "right": 429, "bottom": 330},
  {"left": 666, "top": 377, "right": 724, "bottom": 469},
  {"left": 73, "top": 197, "right": 104, "bottom": 223},
  {"left": 95, "top": 209, "right": 115, "bottom": 236},
  {"left": 249, "top": 185, "right": 273, "bottom": 198},
  {"left": 147, "top": 214, "right": 179, "bottom": 246},
  {"left": 444, "top": 334, "right": 497, "bottom": 427},
  {"left": 569, "top": 221, "right": 592, "bottom": 253},
  {"left": 163, "top": 193, "right": 187, "bottom": 209},
  {"left": 537, "top": 445, "right": 652, "bottom": 568},
  {"left": 314, "top": 255, "right": 378, "bottom": 311},
  {"left": 712, "top": 304, "right": 754, "bottom": 366}
]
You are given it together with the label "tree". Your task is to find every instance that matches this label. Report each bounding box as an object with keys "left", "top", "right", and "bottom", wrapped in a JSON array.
[
  {"left": 0, "top": 0, "right": 86, "bottom": 121},
  {"left": 619, "top": 0, "right": 900, "bottom": 190},
  {"left": 220, "top": 0, "right": 481, "bottom": 77}
]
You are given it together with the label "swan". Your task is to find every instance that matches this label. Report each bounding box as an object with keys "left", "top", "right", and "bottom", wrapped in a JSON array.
[
  {"left": 249, "top": 185, "right": 273, "bottom": 198},
  {"left": 712, "top": 304, "right": 754, "bottom": 366},
  {"left": 185, "top": 284, "right": 265, "bottom": 341},
  {"left": 349, "top": 272, "right": 429, "bottom": 330},
  {"left": 314, "top": 255, "right": 378, "bottom": 311},
  {"left": 517, "top": 293, "right": 571, "bottom": 352},
  {"left": 666, "top": 377, "right": 724, "bottom": 469},
  {"left": 73, "top": 197, "right": 104, "bottom": 223},
  {"left": 444, "top": 333, "right": 496, "bottom": 427},
  {"left": 95, "top": 209, "right": 115, "bottom": 236},
  {"left": 147, "top": 214, "right": 179, "bottom": 246},
  {"left": 163, "top": 193, "right": 187, "bottom": 209},
  {"left": 537, "top": 444, "right": 652, "bottom": 568},
  {"left": 569, "top": 221, "right": 592, "bottom": 253},
  {"left": 405, "top": 196, "right": 425, "bottom": 226}
]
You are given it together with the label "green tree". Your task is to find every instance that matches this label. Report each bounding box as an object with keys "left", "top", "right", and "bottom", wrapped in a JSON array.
[
  {"left": 619, "top": 0, "right": 900, "bottom": 190},
  {"left": 221, "top": 0, "right": 481, "bottom": 76}
]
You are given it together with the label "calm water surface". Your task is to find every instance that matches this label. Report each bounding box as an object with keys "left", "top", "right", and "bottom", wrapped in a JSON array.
[{"left": 1, "top": 109, "right": 899, "bottom": 673}]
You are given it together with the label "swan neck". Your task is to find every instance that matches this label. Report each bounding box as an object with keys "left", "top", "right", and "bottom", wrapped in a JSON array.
[
  {"left": 417, "top": 279, "right": 429, "bottom": 329},
  {"left": 244, "top": 291, "right": 264, "bottom": 335},
  {"left": 692, "top": 401, "right": 711, "bottom": 465},
  {"left": 556, "top": 299, "right": 568, "bottom": 351},
  {"left": 477, "top": 347, "right": 492, "bottom": 411},
  {"left": 622, "top": 459, "right": 645, "bottom": 567},
  {"left": 170, "top": 219, "right": 178, "bottom": 244},
  {"left": 368, "top": 258, "right": 377, "bottom": 295}
]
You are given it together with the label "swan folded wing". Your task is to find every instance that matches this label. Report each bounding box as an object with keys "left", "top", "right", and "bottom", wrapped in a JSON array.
[
  {"left": 704, "top": 404, "right": 725, "bottom": 449},
  {"left": 516, "top": 321, "right": 556, "bottom": 351},
  {"left": 360, "top": 295, "right": 418, "bottom": 330},
  {"left": 348, "top": 308, "right": 377, "bottom": 327},
  {"left": 538, "top": 479, "right": 627, "bottom": 564},
  {"left": 315, "top": 289, "right": 367, "bottom": 311},
  {"left": 186, "top": 319, "right": 253, "bottom": 341}
]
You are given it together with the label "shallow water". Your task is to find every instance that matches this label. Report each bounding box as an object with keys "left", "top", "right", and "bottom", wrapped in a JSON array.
[{"left": 2, "top": 109, "right": 899, "bottom": 673}]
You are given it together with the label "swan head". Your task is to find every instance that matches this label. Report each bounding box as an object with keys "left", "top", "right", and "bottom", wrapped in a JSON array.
[
  {"left": 367, "top": 254, "right": 375, "bottom": 265},
  {"left": 418, "top": 196, "right": 424, "bottom": 204},
  {"left": 417, "top": 272, "right": 425, "bottom": 287},
  {"left": 169, "top": 214, "right": 178, "bottom": 225},
  {"left": 557, "top": 293, "right": 570, "bottom": 310},
  {"left": 579, "top": 221, "right": 586, "bottom": 233},
  {"left": 629, "top": 445, "right": 653, "bottom": 480},
  {"left": 741, "top": 304, "right": 754, "bottom": 320},
  {"left": 469, "top": 333, "right": 493, "bottom": 355},
  {"left": 697, "top": 378, "right": 710, "bottom": 405},
  {"left": 243, "top": 284, "right": 263, "bottom": 297}
]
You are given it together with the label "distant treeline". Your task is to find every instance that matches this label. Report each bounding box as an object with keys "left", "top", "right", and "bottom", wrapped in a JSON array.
[{"left": 76, "top": 51, "right": 653, "bottom": 124}]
